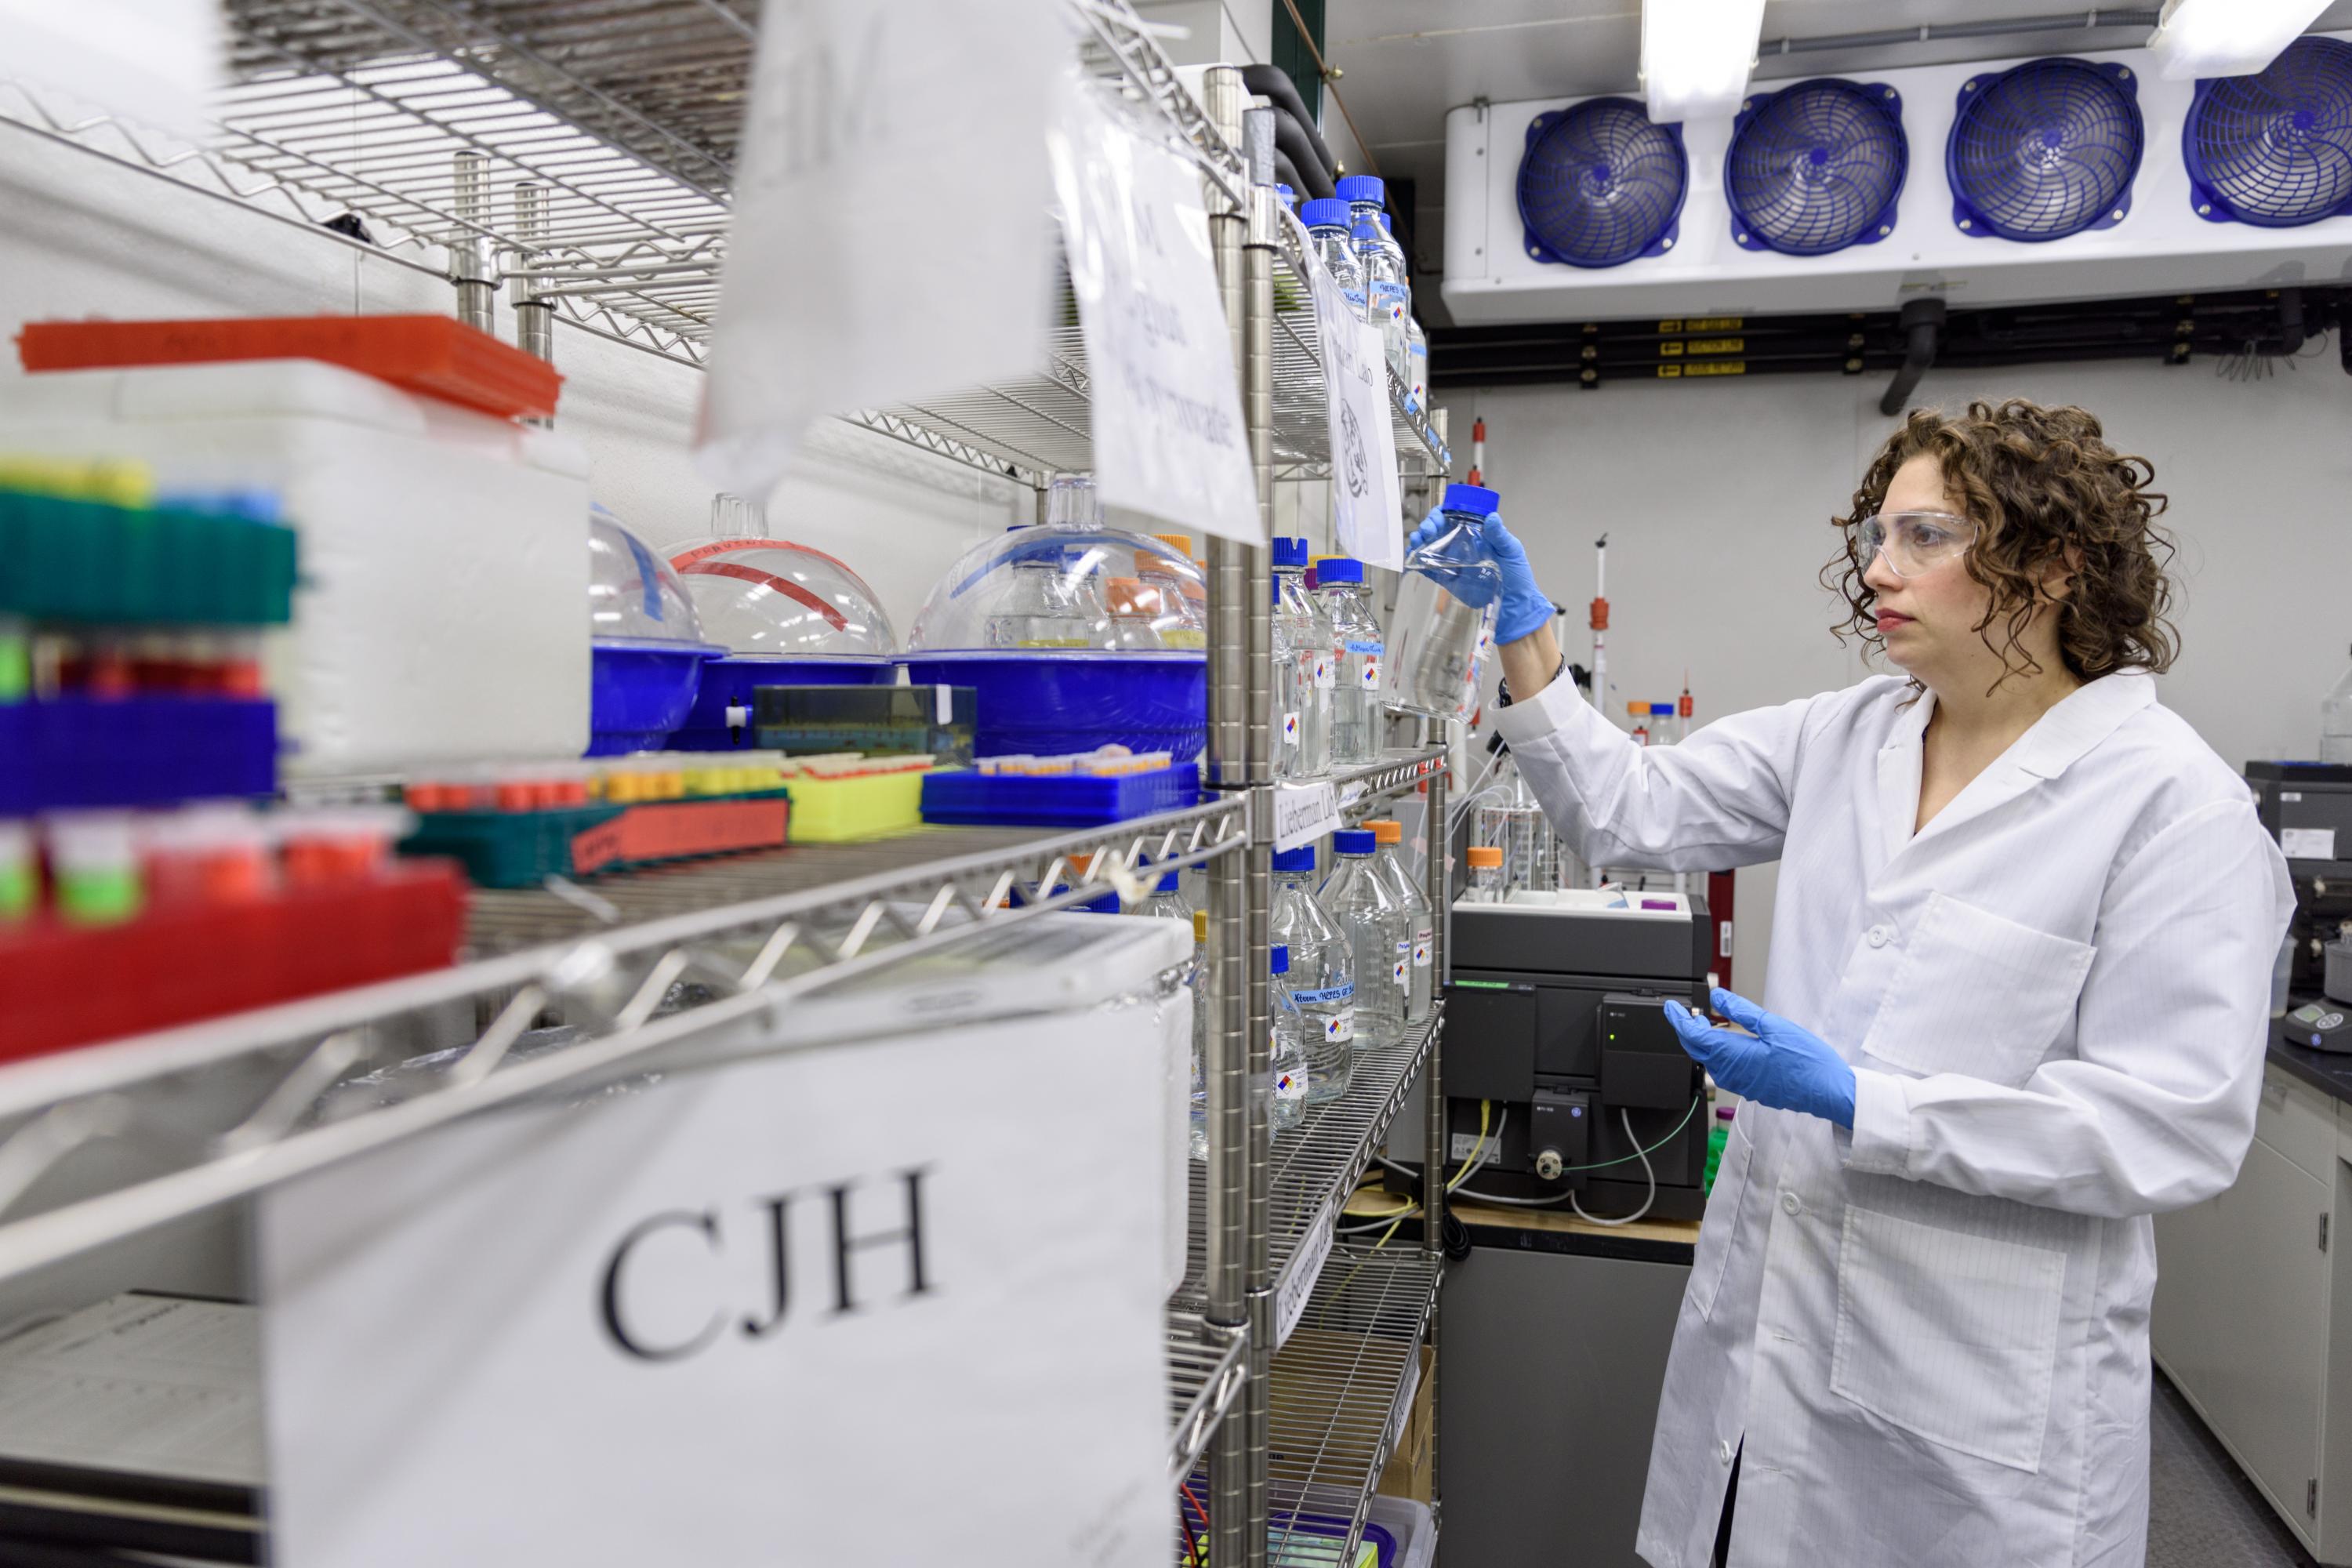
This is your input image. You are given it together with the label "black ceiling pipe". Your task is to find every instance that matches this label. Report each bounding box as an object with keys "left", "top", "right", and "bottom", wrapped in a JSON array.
[{"left": 1878, "top": 297, "right": 1948, "bottom": 416}]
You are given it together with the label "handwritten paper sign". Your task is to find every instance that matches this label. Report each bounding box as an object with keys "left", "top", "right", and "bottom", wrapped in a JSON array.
[
  {"left": 1273, "top": 1198, "right": 1338, "bottom": 1348},
  {"left": 698, "top": 0, "right": 1058, "bottom": 495},
  {"left": 1307, "top": 257, "right": 1403, "bottom": 571},
  {"left": 260, "top": 1010, "right": 1167, "bottom": 1568},
  {"left": 1049, "top": 75, "right": 1261, "bottom": 546}
]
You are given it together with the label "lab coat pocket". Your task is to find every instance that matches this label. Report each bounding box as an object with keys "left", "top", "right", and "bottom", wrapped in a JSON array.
[
  {"left": 1861, "top": 892, "right": 2094, "bottom": 1088},
  {"left": 1688, "top": 1113, "right": 1755, "bottom": 1323},
  {"left": 1830, "top": 1203, "right": 2066, "bottom": 1472}
]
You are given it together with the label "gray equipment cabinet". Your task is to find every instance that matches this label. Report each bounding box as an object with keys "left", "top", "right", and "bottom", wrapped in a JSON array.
[
  {"left": 0, "top": 9, "right": 1456, "bottom": 1566},
  {"left": 2155, "top": 1051, "right": 2352, "bottom": 1564}
]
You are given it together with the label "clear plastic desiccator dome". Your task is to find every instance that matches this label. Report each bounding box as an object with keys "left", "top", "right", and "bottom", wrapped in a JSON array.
[
  {"left": 586, "top": 506, "right": 717, "bottom": 756},
  {"left": 669, "top": 537, "right": 898, "bottom": 659},
  {"left": 901, "top": 477, "right": 1208, "bottom": 758},
  {"left": 662, "top": 535, "right": 900, "bottom": 749}
]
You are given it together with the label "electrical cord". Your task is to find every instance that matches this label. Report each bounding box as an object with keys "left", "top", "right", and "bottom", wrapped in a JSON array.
[
  {"left": 1339, "top": 1102, "right": 1508, "bottom": 1235},
  {"left": 1570, "top": 1109, "right": 1657, "bottom": 1227},
  {"left": 1442, "top": 1095, "right": 1700, "bottom": 1211}
]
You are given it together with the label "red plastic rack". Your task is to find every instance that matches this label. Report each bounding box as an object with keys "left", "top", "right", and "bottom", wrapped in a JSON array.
[
  {"left": 17, "top": 315, "right": 561, "bottom": 422},
  {"left": 0, "top": 862, "right": 470, "bottom": 1062}
]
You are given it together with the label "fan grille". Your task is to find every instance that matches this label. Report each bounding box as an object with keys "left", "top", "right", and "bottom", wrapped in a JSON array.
[
  {"left": 1519, "top": 97, "right": 1687, "bottom": 268},
  {"left": 2186, "top": 36, "right": 2352, "bottom": 227},
  {"left": 1949, "top": 58, "right": 2143, "bottom": 241},
  {"left": 1726, "top": 78, "right": 1907, "bottom": 255}
]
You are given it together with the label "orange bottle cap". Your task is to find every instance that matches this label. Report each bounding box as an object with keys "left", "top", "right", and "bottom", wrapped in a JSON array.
[
  {"left": 1367, "top": 819, "right": 1403, "bottom": 844},
  {"left": 1467, "top": 846, "right": 1503, "bottom": 868}
]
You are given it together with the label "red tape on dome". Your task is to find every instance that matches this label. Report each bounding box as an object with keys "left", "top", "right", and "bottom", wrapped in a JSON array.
[{"left": 678, "top": 560, "right": 849, "bottom": 632}]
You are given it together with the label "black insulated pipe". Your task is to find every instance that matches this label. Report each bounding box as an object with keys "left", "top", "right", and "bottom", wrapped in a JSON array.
[
  {"left": 2278, "top": 288, "right": 2308, "bottom": 356},
  {"left": 1880, "top": 297, "right": 1947, "bottom": 416},
  {"left": 1241, "top": 64, "right": 1338, "bottom": 183}
]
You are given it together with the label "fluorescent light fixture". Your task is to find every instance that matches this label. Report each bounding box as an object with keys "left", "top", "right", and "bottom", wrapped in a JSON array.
[
  {"left": 1640, "top": 0, "right": 1768, "bottom": 123},
  {"left": 2147, "top": 0, "right": 2331, "bottom": 80}
]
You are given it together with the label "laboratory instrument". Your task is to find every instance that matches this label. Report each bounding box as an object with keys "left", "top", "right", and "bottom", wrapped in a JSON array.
[
  {"left": 1387, "top": 887, "right": 1712, "bottom": 1220},
  {"left": 2325, "top": 644, "right": 2352, "bottom": 764}
]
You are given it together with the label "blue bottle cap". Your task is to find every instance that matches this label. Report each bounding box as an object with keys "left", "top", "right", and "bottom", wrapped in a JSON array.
[
  {"left": 1651, "top": 702, "right": 1675, "bottom": 717},
  {"left": 1336, "top": 174, "right": 1386, "bottom": 205},
  {"left": 1276, "top": 183, "right": 1298, "bottom": 209},
  {"left": 1300, "top": 198, "right": 1352, "bottom": 230},
  {"left": 1272, "top": 846, "right": 1319, "bottom": 873},
  {"left": 1380, "top": 213, "right": 1395, "bottom": 233},
  {"left": 1316, "top": 557, "right": 1364, "bottom": 586},
  {"left": 1333, "top": 828, "right": 1375, "bottom": 855},
  {"left": 1158, "top": 870, "right": 1182, "bottom": 893},
  {"left": 1272, "top": 944, "right": 1290, "bottom": 975},
  {"left": 1351, "top": 218, "right": 1384, "bottom": 244},
  {"left": 1271, "top": 535, "right": 1308, "bottom": 568},
  {"left": 1442, "top": 483, "right": 1501, "bottom": 517}
]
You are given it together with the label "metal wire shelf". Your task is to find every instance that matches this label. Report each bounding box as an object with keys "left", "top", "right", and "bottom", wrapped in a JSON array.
[
  {"left": 0, "top": 798, "right": 1248, "bottom": 1286},
  {"left": 1265, "top": 1248, "right": 1438, "bottom": 1566},
  {"left": 0, "top": 0, "right": 1447, "bottom": 483},
  {"left": 1178, "top": 1249, "right": 1437, "bottom": 1564},
  {"left": 1176, "top": 1004, "right": 1440, "bottom": 1323},
  {"left": 1167, "top": 1309, "right": 1250, "bottom": 1487}
]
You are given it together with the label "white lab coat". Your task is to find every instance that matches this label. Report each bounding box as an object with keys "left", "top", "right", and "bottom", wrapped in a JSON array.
[{"left": 1493, "top": 668, "right": 2293, "bottom": 1568}]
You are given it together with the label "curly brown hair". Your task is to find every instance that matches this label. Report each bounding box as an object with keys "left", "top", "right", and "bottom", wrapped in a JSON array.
[{"left": 1826, "top": 399, "right": 2179, "bottom": 688}]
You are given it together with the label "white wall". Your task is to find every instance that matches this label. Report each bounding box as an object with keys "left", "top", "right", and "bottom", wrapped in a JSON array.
[
  {"left": 0, "top": 124, "right": 1023, "bottom": 644},
  {"left": 1435, "top": 356, "right": 2352, "bottom": 990}
]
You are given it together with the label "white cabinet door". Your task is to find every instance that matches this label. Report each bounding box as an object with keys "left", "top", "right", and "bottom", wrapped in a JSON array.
[{"left": 2156, "top": 1137, "right": 2330, "bottom": 1549}]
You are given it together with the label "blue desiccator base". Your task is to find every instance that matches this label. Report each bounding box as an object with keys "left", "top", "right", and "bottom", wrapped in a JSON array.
[
  {"left": 898, "top": 652, "right": 1205, "bottom": 760},
  {"left": 588, "top": 640, "right": 711, "bottom": 757},
  {"left": 920, "top": 761, "right": 1200, "bottom": 828},
  {"left": 666, "top": 653, "right": 895, "bottom": 752},
  {"left": 0, "top": 695, "right": 276, "bottom": 815}
]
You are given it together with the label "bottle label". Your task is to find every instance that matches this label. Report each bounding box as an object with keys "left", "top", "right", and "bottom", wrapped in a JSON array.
[
  {"left": 1325, "top": 1007, "right": 1355, "bottom": 1045},
  {"left": 1345, "top": 639, "right": 1384, "bottom": 691},
  {"left": 1392, "top": 942, "right": 1410, "bottom": 990},
  {"left": 1343, "top": 286, "right": 1367, "bottom": 314},
  {"left": 1312, "top": 652, "right": 1335, "bottom": 691},
  {"left": 1372, "top": 280, "right": 1409, "bottom": 327},
  {"left": 1414, "top": 931, "right": 1433, "bottom": 967},
  {"left": 1292, "top": 982, "right": 1354, "bottom": 1007},
  {"left": 1282, "top": 710, "right": 1299, "bottom": 748},
  {"left": 1274, "top": 1064, "right": 1308, "bottom": 1109}
]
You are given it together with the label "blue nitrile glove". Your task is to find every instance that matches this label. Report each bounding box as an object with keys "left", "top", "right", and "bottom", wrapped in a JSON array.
[
  {"left": 1664, "top": 988, "right": 1856, "bottom": 1129},
  {"left": 1405, "top": 507, "right": 1553, "bottom": 646}
]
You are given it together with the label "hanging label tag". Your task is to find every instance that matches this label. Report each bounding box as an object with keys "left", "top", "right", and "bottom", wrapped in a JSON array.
[
  {"left": 1050, "top": 76, "right": 1261, "bottom": 546},
  {"left": 1275, "top": 1200, "right": 1338, "bottom": 1348},
  {"left": 1272, "top": 780, "right": 1339, "bottom": 851},
  {"left": 1307, "top": 260, "right": 1403, "bottom": 571},
  {"left": 697, "top": 0, "right": 1057, "bottom": 493}
]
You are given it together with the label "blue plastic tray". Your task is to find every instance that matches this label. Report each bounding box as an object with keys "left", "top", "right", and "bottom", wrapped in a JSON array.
[
  {"left": 920, "top": 763, "right": 1200, "bottom": 827},
  {"left": 898, "top": 651, "right": 1203, "bottom": 759},
  {"left": 589, "top": 640, "right": 710, "bottom": 757},
  {"left": 0, "top": 695, "right": 277, "bottom": 814},
  {"left": 667, "top": 652, "right": 895, "bottom": 751},
  {"left": 1270, "top": 1512, "right": 1399, "bottom": 1567}
]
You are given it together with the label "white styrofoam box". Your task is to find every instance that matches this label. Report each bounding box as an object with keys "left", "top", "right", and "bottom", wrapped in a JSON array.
[
  {"left": 0, "top": 359, "right": 590, "bottom": 774},
  {"left": 1443, "top": 31, "right": 2352, "bottom": 324}
]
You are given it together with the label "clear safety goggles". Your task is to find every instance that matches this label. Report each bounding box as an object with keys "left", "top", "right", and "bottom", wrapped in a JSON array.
[{"left": 1851, "top": 510, "right": 1976, "bottom": 579}]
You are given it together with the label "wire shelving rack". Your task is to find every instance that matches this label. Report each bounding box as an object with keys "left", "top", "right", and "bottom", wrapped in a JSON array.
[{"left": 0, "top": 4, "right": 1454, "bottom": 1563}]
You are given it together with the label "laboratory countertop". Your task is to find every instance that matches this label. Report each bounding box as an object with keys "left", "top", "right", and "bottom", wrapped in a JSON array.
[
  {"left": 2269, "top": 1034, "right": 2352, "bottom": 1106},
  {"left": 1346, "top": 1185, "right": 1701, "bottom": 1267}
]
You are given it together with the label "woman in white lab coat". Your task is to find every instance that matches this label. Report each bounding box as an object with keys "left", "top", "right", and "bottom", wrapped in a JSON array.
[{"left": 1415, "top": 399, "right": 2294, "bottom": 1568}]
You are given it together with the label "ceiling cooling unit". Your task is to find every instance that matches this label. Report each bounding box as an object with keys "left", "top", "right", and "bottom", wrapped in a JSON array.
[
  {"left": 1443, "top": 33, "right": 2352, "bottom": 325},
  {"left": 2183, "top": 35, "right": 2352, "bottom": 227},
  {"left": 1518, "top": 96, "right": 1688, "bottom": 267}
]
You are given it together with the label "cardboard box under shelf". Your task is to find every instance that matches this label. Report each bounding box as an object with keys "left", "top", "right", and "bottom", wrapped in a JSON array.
[{"left": 1377, "top": 1345, "right": 1434, "bottom": 1504}]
